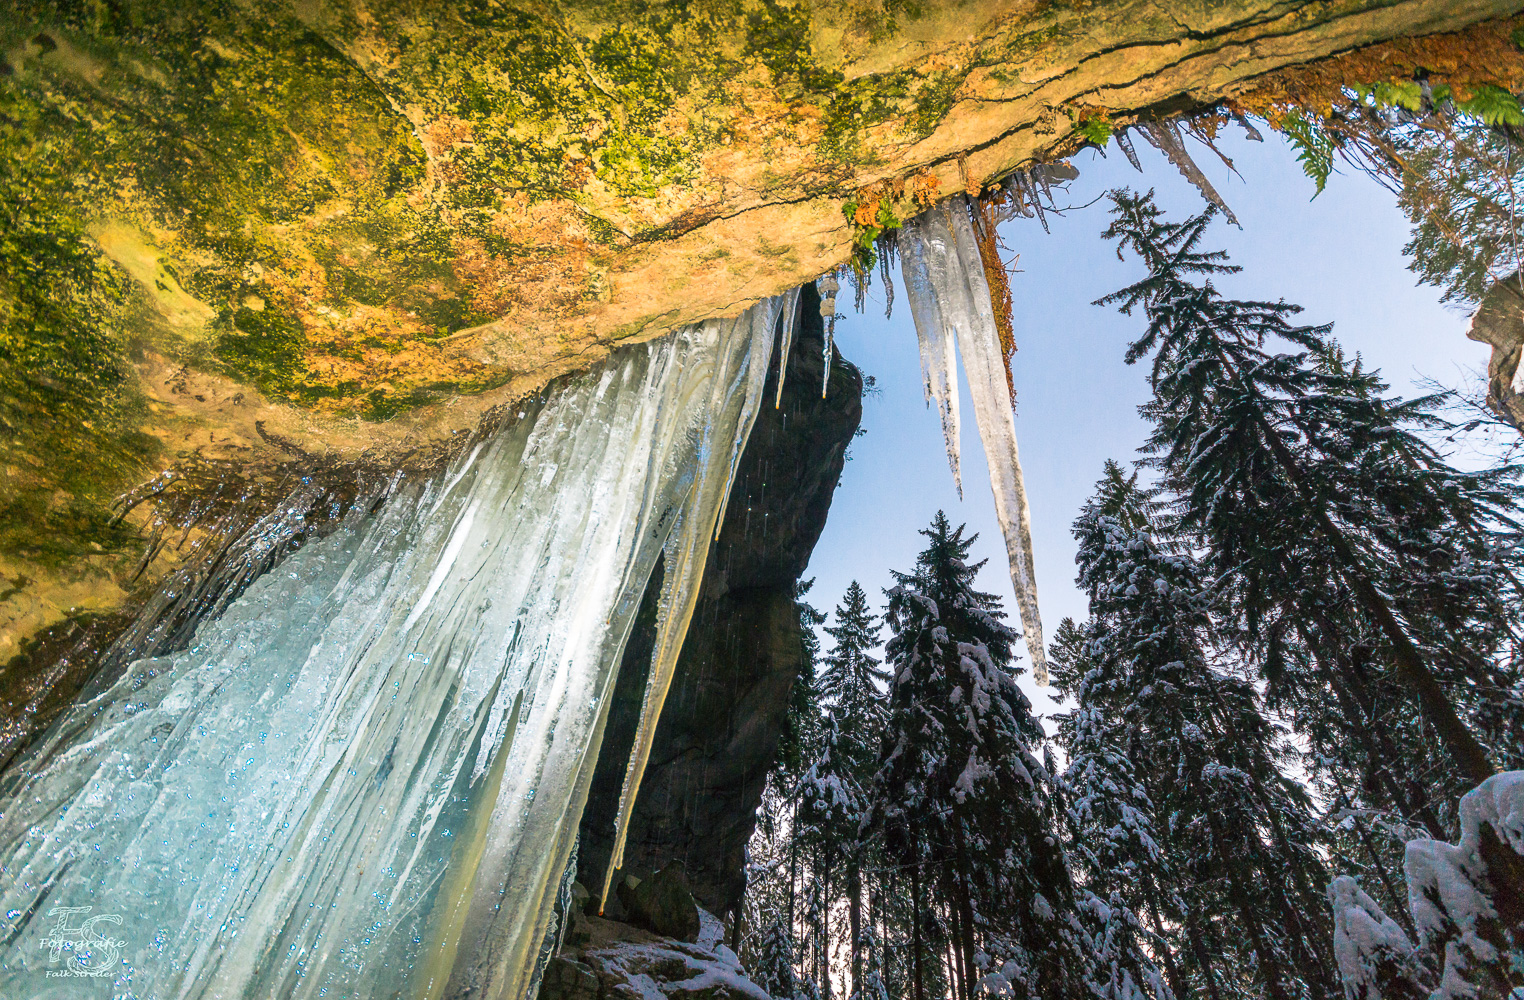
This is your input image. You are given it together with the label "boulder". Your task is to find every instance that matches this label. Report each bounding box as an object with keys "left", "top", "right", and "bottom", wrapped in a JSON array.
[
  {"left": 615, "top": 865, "right": 701, "bottom": 943},
  {"left": 541, "top": 956, "right": 601, "bottom": 1000},
  {"left": 538, "top": 906, "right": 769, "bottom": 1000}
]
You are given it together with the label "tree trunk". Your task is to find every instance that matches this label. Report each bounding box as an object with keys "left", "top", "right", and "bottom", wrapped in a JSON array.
[
  {"left": 943, "top": 890, "right": 967, "bottom": 1000},
  {"left": 822, "top": 858, "right": 832, "bottom": 1000},
  {"left": 912, "top": 865, "right": 926, "bottom": 1000},
  {"left": 1301, "top": 621, "right": 1449, "bottom": 838},
  {"left": 1261, "top": 420, "right": 1495, "bottom": 783},
  {"left": 1227, "top": 865, "right": 1292, "bottom": 1000},
  {"left": 790, "top": 807, "right": 799, "bottom": 956},
  {"left": 1186, "top": 913, "right": 1225, "bottom": 1000},
  {"left": 849, "top": 866, "right": 863, "bottom": 999},
  {"left": 1144, "top": 894, "right": 1189, "bottom": 1000},
  {"left": 950, "top": 824, "right": 980, "bottom": 1000}
]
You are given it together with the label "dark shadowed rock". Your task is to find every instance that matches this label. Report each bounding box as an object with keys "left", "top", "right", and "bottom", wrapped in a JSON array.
[
  {"left": 616, "top": 864, "right": 702, "bottom": 942},
  {"left": 578, "top": 283, "right": 862, "bottom": 917},
  {"left": 542, "top": 956, "right": 601, "bottom": 1000}
]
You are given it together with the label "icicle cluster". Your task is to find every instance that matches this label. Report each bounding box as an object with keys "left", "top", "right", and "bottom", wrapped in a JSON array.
[
  {"left": 602, "top": 295, "right": 800, "bottom": 905},
  {"left": 1127, "top": 120, "right": 1241, "bottom": 227},
  {"left": 0, "top": 295, "right": 797, "bottom": 1000},
  {"left": 897, "top": 196, "right": 1048, "bottom": 685}
]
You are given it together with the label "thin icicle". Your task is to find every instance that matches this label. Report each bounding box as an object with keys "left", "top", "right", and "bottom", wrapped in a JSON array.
[
  {"left": 900, "top": 211, "right": 964, "bottom": 496},
  {"left": 818, "top": 273, "right": 839, "bottom": 398},
  {"left": 1136, "top": 119, "right": 1241, "bottom": 227},
  {"left": 900, "top": 198, "right": 1048, "bottom": 684},
  {"left": 1116, "top": 127, "right": 1145, "bottom": 173},
  {"left": 720, "top": 289, "right": 798, "bottom": 540},
  {"left": 600, "top": 299, "right": 784, "bottom": 908},
  {"left": 774, "top": 289, "right": 799, "bottom": 409}
]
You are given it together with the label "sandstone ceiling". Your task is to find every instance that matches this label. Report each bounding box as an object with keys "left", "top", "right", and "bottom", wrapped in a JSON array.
[{"left": 3, "top": 0, "right": 1524, "bottom": 654}]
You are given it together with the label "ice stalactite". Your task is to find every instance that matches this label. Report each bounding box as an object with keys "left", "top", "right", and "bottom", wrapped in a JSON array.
[
  {"left": 1135, "top": 120, "right": 1241, "bottom": 227},
  {"left": 899, "top": 213, "right": 964, "bottom": 496},
  {"left": 716, "top": 290, "right": 801, "bottom": 540},
  {"left": 898, "top": 197, "right": 1048, "bottom": 684},
  {"left": 775, "top": 290, "right": 797, "bottom": 410},
  {"left": 1116, "top": 127, "right": 1145, "bottom": 173},
  {"left": 598, "top": 294, "right": 796, "bottom": 913},
  {"left": 818, "top": 273, "right": 840, "bottom": 398},
  {"left": 0, "top": 297, "right": 789, "bottom": 1000}
]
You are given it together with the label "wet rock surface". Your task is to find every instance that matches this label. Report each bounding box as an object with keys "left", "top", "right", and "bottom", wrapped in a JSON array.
[{"left": 6, "top": 0, "right": 1519, "bottom": 678}]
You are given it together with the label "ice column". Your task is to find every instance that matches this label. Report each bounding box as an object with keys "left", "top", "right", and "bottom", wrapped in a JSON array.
[
  {"left": 599, "top": 292, "right": 797, "bottom": 906},
  {"left": 898, "top": 198, "right": 1048, "bottom": 684},
  {"left": 0, "top": 299, "right": 786, "bottom": 1000}
]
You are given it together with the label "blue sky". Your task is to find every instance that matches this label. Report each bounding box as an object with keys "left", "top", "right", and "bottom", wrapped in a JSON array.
[{"left": 802, "top": 126, "right": 1494, "bottom": 723}]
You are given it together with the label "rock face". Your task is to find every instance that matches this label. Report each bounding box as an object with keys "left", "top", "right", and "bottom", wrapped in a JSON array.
[
  {"left": 615, "top": 865, "right": 702, "bottom": 944},
  {"left": 5, "top": 0, "right": 1522, "bottom": 662},
  {"left": 578, "top": 284, "right": 862, "bottom": 917},
  {"left": 1469, "top": 280, "right": 1524, "bottom": 434}
]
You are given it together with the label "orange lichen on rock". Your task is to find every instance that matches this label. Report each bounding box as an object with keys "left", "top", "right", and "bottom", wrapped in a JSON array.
[{"left": 1232, "top": 13, "right": 1524, "bottom": 118}]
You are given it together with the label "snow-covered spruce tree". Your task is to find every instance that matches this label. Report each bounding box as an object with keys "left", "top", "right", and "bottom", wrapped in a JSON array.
[
  {"left": 1270, "top": 347, "right": 1524, "bottom": 837},
  {"left": 1060, "top": 693, "right": 1179, "bottom": 1000},
  {"left": 1055, "top": 471, "right": 1180, "bottom": 1000},
  {"left": 739, "top": 579, "right": 829, "bottom": 997},
  {"left": 874, "top": 511, "right": 1086, "bottom": 1000},
  {"left": 820, "top": 580, "right": 889, "bottom": 768},
  {"left": 1326, "top": 876, "right": 1431, "bottom": 1000},
  {"left": 756, "top": 911, "right": 807, "bottom": 1000},
  {"left": 795, "top": 712, "right": 870, "bottom": 1000},
  {"left": 818, "top": 580, "right": 888, "bottom": 994},
  {"left": 1097, "top": 188, "right": 1524, "bottom": 795},
  {"left": 1064, "top": 465, "right": 1339, "bottom": 1000},
  {"left": 778, "top": 579, "right": 830, "bottom": 784}
]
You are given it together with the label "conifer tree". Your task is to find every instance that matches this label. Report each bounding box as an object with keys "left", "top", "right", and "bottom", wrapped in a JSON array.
[
  {"left": 1065, "top": 464, "right": 1339, "bottom": 1000},
  {"left": 817, "top": 581, "right": 887, "bottom": 994},
  {"left": 819, "top": 580, "right": 888, "bottom": 771},
  {"left": 1394, "top": 111, "right": 1524, "bottom": 307},
  {"left": 820, "top": 581, "right": 885, "bottom": 702},
  {"left": 756, "top": 912, "right": 806, "bottom": 1000},
  {"left": 777, "top": 579, "right": 828, "bottom": 782},
  {"left": 875, "top": 511, "right": 1086, "bottom": 1000},
  {"left": 1097, "top": 188, "right": 1524, "bottom": 791}
]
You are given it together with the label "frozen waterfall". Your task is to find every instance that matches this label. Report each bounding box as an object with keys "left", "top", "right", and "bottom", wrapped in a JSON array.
[
  {"left": 0, "top": 296, "right": 794, "bottom": 1000},
  {"left": 898, "top": 197, "right": 1048, "bottom": 685}
]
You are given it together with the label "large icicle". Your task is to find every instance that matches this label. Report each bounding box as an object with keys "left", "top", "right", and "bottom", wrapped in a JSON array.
[
  {"left": 899, "top": 212, "right": 964, "bottom": 495},
  {"left": 0, "top": 299, "right": 784, "bottom": 1000},
  {"left": 599, "top": 295, "right": 792, "bottom": 907},
  {"left": 899, "top": 197, "right": 1048, "bottom": 684},
  {"left": 1135, "top": 119, "right": 1241, "bottom": 227},
  {"left": 818, "top": 273, "right": 839, "bottom": 399},
  {"left": 721, "top": 290, "right": 800, "bottom": 538},
  {"left": 774, "top": 290, "right": 797, "bottom": 409}
]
